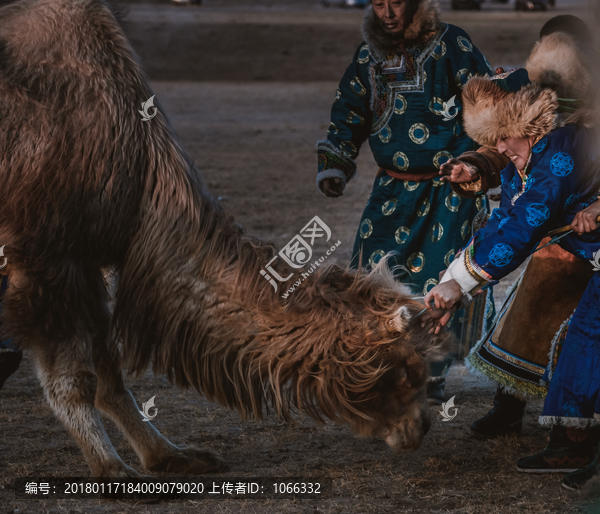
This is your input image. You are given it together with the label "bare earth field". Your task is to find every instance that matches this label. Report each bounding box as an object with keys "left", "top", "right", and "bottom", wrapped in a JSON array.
[{"left": 2, "top": 1, "right": 600, "bottom": 512}]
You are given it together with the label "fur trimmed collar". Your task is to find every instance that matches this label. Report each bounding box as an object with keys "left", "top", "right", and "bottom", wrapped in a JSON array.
[
  {"left": 462, "top": 78, "right": 558, "bottom": 148},
  {"left": 361, "top": 0, "right": 441, "bottom": 58},
  {"left": 526, "top": 31, "right": 600, "bottom": 127}
]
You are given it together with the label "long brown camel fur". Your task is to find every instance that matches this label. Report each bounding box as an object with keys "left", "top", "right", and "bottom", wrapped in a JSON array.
[{"left": 0, "top": 0, "right": 453, "bottom": 477}]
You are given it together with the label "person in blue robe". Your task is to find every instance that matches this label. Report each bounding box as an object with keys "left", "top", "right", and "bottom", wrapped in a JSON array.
[{"left": 424, "top": 68, "right": 600, "bottom": 491}]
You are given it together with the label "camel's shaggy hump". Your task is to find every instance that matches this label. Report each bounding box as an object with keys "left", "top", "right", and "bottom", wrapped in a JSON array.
[{"left": 0, "top": 0, "right": 211, "bottom": 342}]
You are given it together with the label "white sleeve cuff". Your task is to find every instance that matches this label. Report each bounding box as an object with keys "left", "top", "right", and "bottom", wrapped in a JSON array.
[
  {"left": 440, "top": 250, "right": 483, "bottom": 294},
  {"left": 316, "top": 168, "right": 347, "bottom": 196}
]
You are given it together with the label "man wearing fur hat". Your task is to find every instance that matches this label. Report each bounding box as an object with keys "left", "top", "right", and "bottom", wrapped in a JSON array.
[
  {"left": 424, "top": 66, "right": 600, "bottom": 490},
  {"left": 317, "top": 0, "right": 495, "bottom": 400}
]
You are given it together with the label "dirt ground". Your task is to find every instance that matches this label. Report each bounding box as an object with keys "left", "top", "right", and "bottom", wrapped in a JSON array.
[{"left": 2, "top": 0, "right": 600, "bottom": 512}]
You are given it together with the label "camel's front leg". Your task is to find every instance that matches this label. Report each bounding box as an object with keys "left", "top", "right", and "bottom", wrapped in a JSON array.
[{"left": 93, "top": 336, "right": 225, "bottom": 474}]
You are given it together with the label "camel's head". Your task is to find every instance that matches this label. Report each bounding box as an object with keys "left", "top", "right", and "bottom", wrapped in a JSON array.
[
  {"left": 283, "top": 263, "right": 455, "bottom": 451},
  {"left": 339, "top": 303, "right": 453, "bottom": 451}
]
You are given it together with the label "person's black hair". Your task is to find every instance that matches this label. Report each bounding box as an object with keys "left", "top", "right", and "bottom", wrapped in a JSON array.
[{"left": 539, "top": 15, "right": 592, "bottom": 45}]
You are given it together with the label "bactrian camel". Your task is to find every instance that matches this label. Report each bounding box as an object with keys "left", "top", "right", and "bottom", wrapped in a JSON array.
[{"left": 0, "top": 0, "right": 452, "bottom": 476}]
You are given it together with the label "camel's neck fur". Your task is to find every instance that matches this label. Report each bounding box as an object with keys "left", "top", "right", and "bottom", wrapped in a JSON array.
[{"left": 115, "top": 181, "right": 423, "bottom": 425}]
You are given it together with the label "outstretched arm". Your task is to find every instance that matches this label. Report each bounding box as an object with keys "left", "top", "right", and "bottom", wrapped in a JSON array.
[{"left": 440, "top": 147, "right": 509, "bottom": 198}]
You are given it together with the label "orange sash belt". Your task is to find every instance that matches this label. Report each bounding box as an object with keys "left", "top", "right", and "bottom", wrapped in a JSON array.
[{"left": 377, "top": 168, "right": 440, "bottom": 181}]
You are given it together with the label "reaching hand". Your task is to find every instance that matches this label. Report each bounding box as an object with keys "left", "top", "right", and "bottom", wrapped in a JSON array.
[
  {"left": 424, "top": 279, "right": 463, "bottom": 310},
  {"left": 419, "top": 304, "right": 459, "bottom": 334},
  {"left": 420, "top": 280, "right": 464, "bottom": 334},
  {"left": 439, "top": 159, "right": 480, "bottom": 184},
  {"left": 321, "top": 177, "right": 344, "bottom": 197},
  {"left": 572, "top": 200, "right": 600, "bottom": 235}
]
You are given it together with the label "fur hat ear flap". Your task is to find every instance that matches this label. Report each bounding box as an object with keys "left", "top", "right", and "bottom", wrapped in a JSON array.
[{"left": 462, "top": 77, "right": 558, "bottom": 147}]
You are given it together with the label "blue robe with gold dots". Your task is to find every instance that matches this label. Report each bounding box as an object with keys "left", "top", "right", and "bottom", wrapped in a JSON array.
[{"left": 317, "top": 24, "right": 495, "bottom": 350}]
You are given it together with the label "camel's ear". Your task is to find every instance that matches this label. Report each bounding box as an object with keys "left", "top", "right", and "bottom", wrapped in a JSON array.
[{"left": 387, "top": 306, "right": 411, "bottom": 333}]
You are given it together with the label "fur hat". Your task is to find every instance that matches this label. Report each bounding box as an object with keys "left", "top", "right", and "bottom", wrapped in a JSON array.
[
  {"left": 462, "top": 72, "right": 558, "bottom": 148},
  {"left": 526, "top": 31, "right": 600, "bottom": 127},
  {"left": 463, "top": 31, "right": 599, "bottom": 147}
]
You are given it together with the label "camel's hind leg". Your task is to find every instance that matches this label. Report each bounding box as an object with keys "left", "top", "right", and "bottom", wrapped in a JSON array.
[
  {"left": 93, "top": 335, "right": 225, "bottom": 473},
  {"left": 10, "top": 266, "right": 139, "bottom": 477},
  {"left": 31, "top": 339, "right": 140, "bottom": 477}
]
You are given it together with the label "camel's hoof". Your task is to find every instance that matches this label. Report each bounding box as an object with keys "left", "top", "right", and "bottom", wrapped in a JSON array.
[{"left": 147, "top": 446, "right": 227, "bottom": 474}]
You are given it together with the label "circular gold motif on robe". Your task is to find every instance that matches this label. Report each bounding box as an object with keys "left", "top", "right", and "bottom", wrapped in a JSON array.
[
  {"left": 444, "top": 249, "right": 456, "bottom": 267},
  {"left": 407, "top": 252, "right": 425, "bottom": 273},
  {"left": 334, "top": 88, "right": 341, "bottom": 102},
  {"left": 340, "top": 140, "right": 358, "bottom": 158},
  {"left": 432, "top": 41, "right": 447, "bottom": 61},
  {"left": 369, "top": 249, "right": 386, "bottom": 268},
  {"left": 433, "top": 151, "right": 453, "bottom": 169},
  {"left": 379, "top": 125, "right": 392, "bottom": 143},
  {"left": 357, "top": 44, "right": 370, "bottom": 64},
  {"left": 455, "top": 68, "right": 473, "bottom": 88},
  {"left": 346, "top": 111, "right": 365, "bottom": 125},
  {"left": 394, "top": 94, "right": 407, "bottom": 115},
  {"left": 350, "top": 77, "right": 367, "bottom": 97},
  {"left": 423, "top": 278, "right": 439, "bottom": 295},
  {"left": 393, "top": 151, "right": 409, "bottom": 172},
  {"left": 430, "top": 222, "right": 444, "bottom": 243},
  {"left": 409, "top": 123, "right": 429, "bottom": 144},
  {"left": 457, "top": 36, "right": 473, "bottom": 52},
  {"left": 403, "top": 180, "right": 419, "bottom": 192},
  {"left": 328, "top": 122, "right": 338, "bottom": 136},
  {"left": 432, "top": 177, "right": 444, "bottom": 187},
  {"left": 359, "top": 218, "right": 373, "bottom": 239},
  {"left": 445, "top": 191, "right": 461, "bottom": 212},
  {"left": 416, "top": 198, "right": 431, "bottom": 217},
  {"left": 461, "top": 219, "right": 471, "bottom": 240},
  {"left": 379, "top": 175, "right": 395, "bottom": 187},
  {"left": 395, "top": 226, "right": 411, "bottom": 245},
  {"left": 429, "top": 97, "right": 445, "bottom": 116},
  {"left": 382, "top": 198, "right": 399, "bottom": 216}
]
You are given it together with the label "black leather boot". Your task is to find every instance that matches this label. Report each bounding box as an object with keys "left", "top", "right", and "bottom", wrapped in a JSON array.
[
  {"left": 518, "top": 425, "right": 599, "bottom": 473},
  {"left": 470, "top": 385, "right": 526, "bottom": 438},
  {"left": 562, "top": 440, "right": 600, "bottom": 490}
]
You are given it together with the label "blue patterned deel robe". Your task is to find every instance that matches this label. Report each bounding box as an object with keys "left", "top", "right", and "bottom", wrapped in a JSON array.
[
  {"left": 445, "top": 124, "right": 600, "bottom": 427},
  {"left": 317, "top": 22, "right": 495, "bottom": 358}
]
